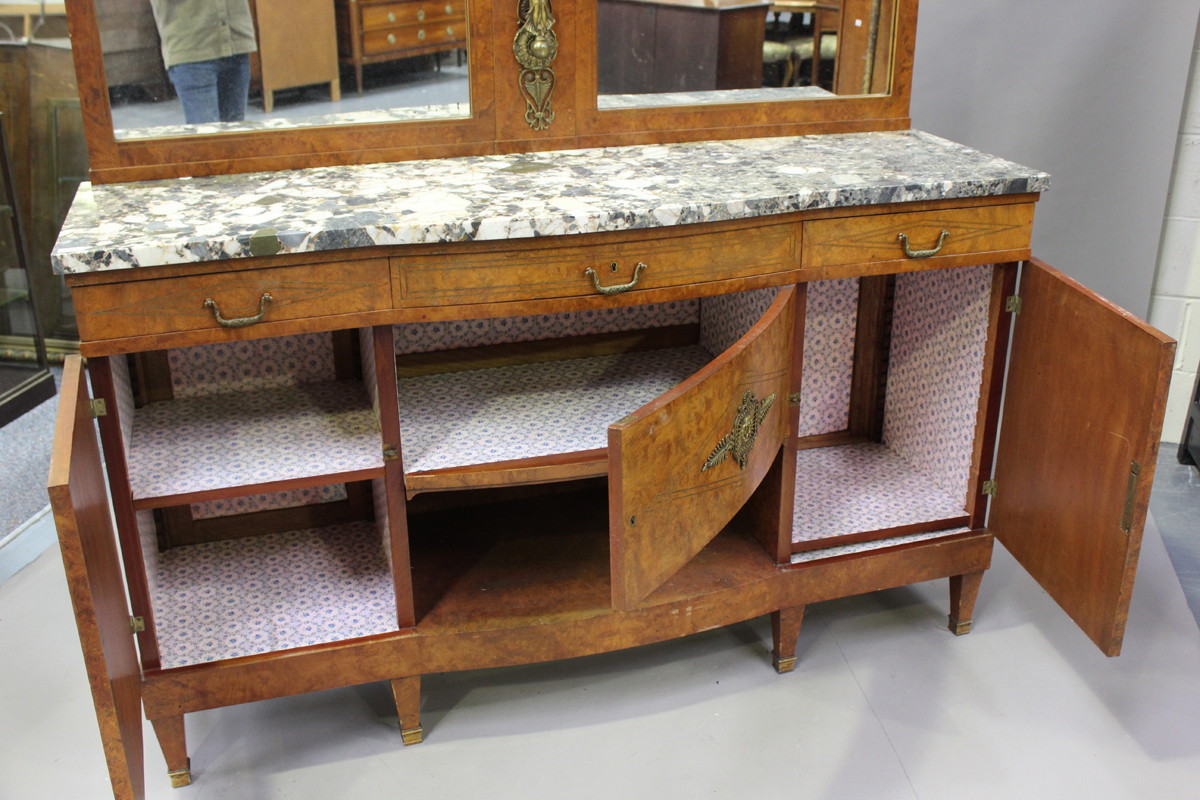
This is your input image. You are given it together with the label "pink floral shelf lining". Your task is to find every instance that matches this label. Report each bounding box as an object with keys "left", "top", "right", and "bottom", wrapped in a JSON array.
[
  {"left": 127, "top": 382, "right": 384, "bottom": 502},
  {"left": 792, "top": 443, "right": 968, "bottom": 544},
  {"left": 151, "top": 522, "right": 397, "bottom": 669},
  {"left": 396, "top": 346, "right": 714, "bottom": 474}
]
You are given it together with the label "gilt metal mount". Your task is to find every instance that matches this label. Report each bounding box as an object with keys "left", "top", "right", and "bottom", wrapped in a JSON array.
[
  {"left": 513, "top": 0, "right": 558, "bottom": 130},
  {"left": 702, "top": 390, "right": 775, "bottom": 472}
]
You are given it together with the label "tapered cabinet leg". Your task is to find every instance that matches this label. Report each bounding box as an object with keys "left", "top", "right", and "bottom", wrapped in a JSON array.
[
  {"left": 150, "top": 715, "right": 191, "bottom": 788},
  {"left": 771, "top": 606, "right": 806, "bottom": 673},
  {"left": 391, "top": 676, "right": 423, "bottom": 745},
  {"left": 948, "top": 571, "right": 985, "bottom": 636}
]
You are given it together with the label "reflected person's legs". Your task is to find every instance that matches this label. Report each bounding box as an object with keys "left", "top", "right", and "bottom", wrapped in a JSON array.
[
  {"left": 215, "top": 54, "right": 251, "bottom": 122},
  {"left": 167, "top": 60, "right": 221, "bottom": 124}
]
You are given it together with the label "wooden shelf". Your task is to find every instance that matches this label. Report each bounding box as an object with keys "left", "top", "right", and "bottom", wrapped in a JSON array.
[
  {"left": 151, "top": 521, "right": 397, "bottom": 670},
  {"left": 408, "top": 484, "right": 779, "bottom": 632},
  {"left": 128, "top": 381, "right": 384, "bottom": 509},
  {"left": 791, "top": 442, "right": 970, "bottom": 554},
  {"left": 397, "top": 345, "right": 714, "bottom": 492}
]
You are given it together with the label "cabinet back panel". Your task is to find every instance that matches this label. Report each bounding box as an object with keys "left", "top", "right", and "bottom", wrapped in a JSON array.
[
  {"left": 797, "top": 278, "right": 859, "bottom": 438},
  {"left": 883, "top": 264, "right": 993, "bottom": 501},
  {"left": 699, "top": 287, "right": 780, "bottom": 356},
  {"left": 392, "top": 299, "right": 700, "bottom": 355},
  {"left": 167, "top": 332, "right": 337, "bottom": 398}
]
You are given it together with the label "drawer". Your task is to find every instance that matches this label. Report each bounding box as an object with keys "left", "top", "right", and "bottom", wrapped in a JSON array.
[
  {"left": 609, "top": 286, "right": 795, "bottom": 610},
  {"left": 361, "top": 1, "right": 463, "bottom": 31},
  {"left": 73, "top": 258, "right": 392, "bottom": 343},
  {"left": 363, "top": 21, "right": 464, "bottom": 56},
  {"left": 802, "top": 202, "right": 1035, "bottom": 270},
  {"left": 395, "top": 223, "right": 800, "bottom": 307}
]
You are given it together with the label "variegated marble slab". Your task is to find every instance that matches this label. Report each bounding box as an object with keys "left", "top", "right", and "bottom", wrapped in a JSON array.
[{"left": 52, "top": 130, "right": 1048, "bottom": 273}]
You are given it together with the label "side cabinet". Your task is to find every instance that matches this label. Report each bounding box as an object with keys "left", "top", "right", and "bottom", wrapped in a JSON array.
[{"left": 47, "top": 252, "right": 1174, "bottom": 800}]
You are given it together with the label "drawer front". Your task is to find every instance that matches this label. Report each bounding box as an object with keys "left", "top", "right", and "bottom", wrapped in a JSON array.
[
  {"left": 361, "top": 1, "right": 463, "bottom": 31},
  {"left": 73, "top": 258, "right": 392, "bottom": 342},
  {"left": 396, "top": 224, "right": 800, "bottom": 307},
  {"left": 363, "top": 21, "right": 464, "bottom": 55},
  {"left": 803, "top": 202, "right": 1035, "bottom": 270},
  {"left": 608, "top": 286, "right": 795, "bottom": 610}
]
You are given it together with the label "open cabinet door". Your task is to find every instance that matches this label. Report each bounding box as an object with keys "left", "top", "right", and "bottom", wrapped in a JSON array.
[
  {"left": 48, "top": 356, "right": 145, "bottom": 800},
  {"left": 990, "top": 260, "right": 1174, "bottom": 656},
  {"left": 609, "top": 287, "right": 795, "bottom": 610}
]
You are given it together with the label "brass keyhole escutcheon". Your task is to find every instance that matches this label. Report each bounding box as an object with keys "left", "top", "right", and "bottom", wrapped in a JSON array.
[
  {"left": 417, "top": 8, "right": 425, "bottom": 20},
  {"left": 418, "top": 28, "right": 426, "bottom": 39},
  {"left": 387, "top": 33, "right": 396, "bottom": 43}
]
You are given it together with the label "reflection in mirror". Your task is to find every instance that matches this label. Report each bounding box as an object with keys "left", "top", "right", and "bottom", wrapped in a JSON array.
[
  {"left": 97, "top": 0, "right": 471, "bottom": 140},
  {"left": 596, "top": 0, "right": 894, "bottom": 110}
]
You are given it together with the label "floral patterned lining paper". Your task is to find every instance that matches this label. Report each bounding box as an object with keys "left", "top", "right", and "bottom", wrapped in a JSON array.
[
  {"left": 797, "top": 279, "right": 859, "bottom": 438},
  {"left": 793, "top": 265, "right": 992, "bottom": 551}
]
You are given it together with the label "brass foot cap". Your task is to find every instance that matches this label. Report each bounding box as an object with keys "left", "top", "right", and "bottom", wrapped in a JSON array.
[
  {"left": 401, "top": 725, "right": 424, "bottom": 746},
  {"left": 773, "top": 654, "right": 796, "bottom": 674},
  {"left": 948, "top": 615, "right": 972, "bottom": 636},
  {"left": 168, "top": 760, "right": 192, "bottom": 788}
]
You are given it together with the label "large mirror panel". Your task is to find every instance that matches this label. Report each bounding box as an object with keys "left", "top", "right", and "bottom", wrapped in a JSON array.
[
  {"left": 97, "top": 0, "right": 472, "bottom": 140},
  {"left": 596, "top": 0, "right": 894, "bottom": 109}
]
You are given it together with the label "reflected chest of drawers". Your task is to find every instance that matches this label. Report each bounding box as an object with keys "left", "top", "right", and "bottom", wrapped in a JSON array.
[{"left": 335, "top": 0, "right": 469, "bottom": 94}]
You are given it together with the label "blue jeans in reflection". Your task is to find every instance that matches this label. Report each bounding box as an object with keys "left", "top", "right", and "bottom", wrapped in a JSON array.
[{"left": 167, "top": 54, "right": 252, "bottom": 124}]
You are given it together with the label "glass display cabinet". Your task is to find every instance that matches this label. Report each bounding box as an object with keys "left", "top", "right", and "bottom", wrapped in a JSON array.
[
  {"left": 46, "top": 1, "right": 1176, "bottom": 798},
  {"left": 0, "top": 113, "right": 55, "bottom": 428}
]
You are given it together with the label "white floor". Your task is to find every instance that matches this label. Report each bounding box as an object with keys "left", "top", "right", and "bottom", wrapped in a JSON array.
[{"left": 3, "top": 515, "right": 1199, "bottom": 799}]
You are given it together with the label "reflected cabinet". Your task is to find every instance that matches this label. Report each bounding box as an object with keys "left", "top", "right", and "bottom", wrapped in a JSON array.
[{"left": 47, "top": 0, "right": 1176, "bottom": 798}]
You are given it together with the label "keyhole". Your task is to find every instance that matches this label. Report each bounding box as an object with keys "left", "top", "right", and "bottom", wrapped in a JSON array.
[{"left": 610, "top": 261, "right": 618, "bottom": 273}]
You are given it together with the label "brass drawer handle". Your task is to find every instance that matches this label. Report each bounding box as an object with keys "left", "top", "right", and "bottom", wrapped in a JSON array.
[
  {"left": 387, "top": 11, "right": 395, "bottom": 21},
  {"left": 417, "top": 28, "right": 425, "bottom": 40},
  {"left": 387, "top": 33, "right": 396, "bottom": 43},
  {"left": 417, "top": 8, "right": 425, "bottom": 20},
  {"left": 447, "top": 25, "right": 454, "bottom": 35},
  {"left": 445, "top": 3, "right": 452, "bottom": 13},
  {"left": 204, "top": 293, "right": 272, "bottom": 328},
  {"left": 898, "top": 229, "right": 950, "bottom": 259},
  {"left": 584, "top": 262, "right": 646, "bottom": 295}
]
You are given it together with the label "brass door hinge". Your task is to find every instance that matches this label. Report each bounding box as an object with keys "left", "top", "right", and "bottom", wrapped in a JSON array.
[
  {"left": 88, "top": 399, "right": 107, "bottom": 418},
  {"left": 788, "top": 392, "right": 802, "bottom": 407},
  {"left": 383, "top": 445, "right": 399, "bottom": 461},
  {"left": 1005, "top": 295, "right": 1022, "bottom": 314},
  {"left": 130, "top": 616, "right": 145, "bottom": 634},
  {"left": 982, "top": 480, "right": 997, "bottom": 496},
  {"left": 1120, "top": 461, "right": 1141, "bottom": 534}
]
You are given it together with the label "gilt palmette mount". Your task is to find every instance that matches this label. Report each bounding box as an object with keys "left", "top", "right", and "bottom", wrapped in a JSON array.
[
  {"left": 702, "top": 390, "right": 776, "bottom": 472},
  {"left": 513, "top": 0, "right": 558, "bottom": 130}
]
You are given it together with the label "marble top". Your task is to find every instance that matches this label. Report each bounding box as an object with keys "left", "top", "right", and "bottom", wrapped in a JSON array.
[{"left": 51, "top": 130, "right": 1049, "bottom": 274}]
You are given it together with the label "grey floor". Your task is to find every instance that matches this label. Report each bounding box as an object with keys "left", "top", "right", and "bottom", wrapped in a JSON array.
[
  {"left": 2, "top": 511, "right": 1200, "bottom": 799},
  {"left": 2, "top": 404, "right": 1200, "bottom": 797}
]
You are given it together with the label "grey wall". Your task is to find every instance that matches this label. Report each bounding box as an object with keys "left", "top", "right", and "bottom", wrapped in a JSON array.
[{"left": 910, "top": 0, "right": 1200, "bottom": 317}]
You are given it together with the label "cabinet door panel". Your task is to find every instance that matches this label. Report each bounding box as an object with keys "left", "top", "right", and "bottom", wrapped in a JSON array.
[
  {"left": 48, "top": 356, "right": 145, "bottom": 800},
  {"left": 609, "top": 287, "right": 794, "bottom": 610},
  {"left": 990, "top": 259, "right": 1174, "bottom": 656}
]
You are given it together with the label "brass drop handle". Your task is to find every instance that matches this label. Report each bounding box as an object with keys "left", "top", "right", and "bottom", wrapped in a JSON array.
[
  {"left": 204, "top": 293, "right": 272, "bottom": 328},
  {"left": 898, "top": 229, "right": 950, "bottom": 259},
  {"left": 584, "top": 262, "right": 647, "bottom": 295}
]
